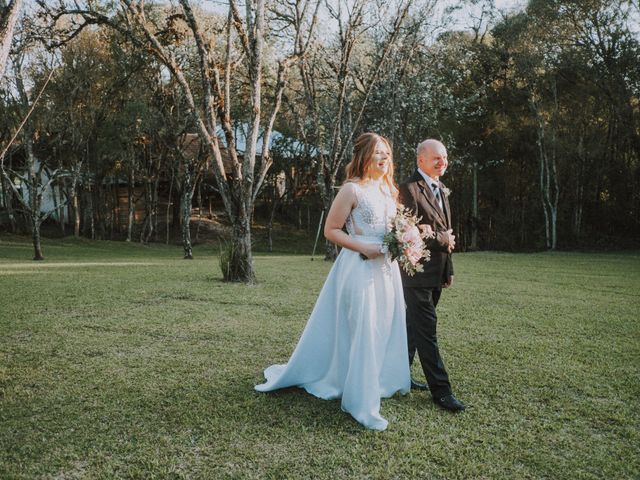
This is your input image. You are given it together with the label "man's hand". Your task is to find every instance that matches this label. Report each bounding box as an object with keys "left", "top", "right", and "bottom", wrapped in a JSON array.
[
  {"left": 444, "top": 229, "right": 455, "bottom": 253},
  {"left": 443, "top": 275, "right": 454, "bottom": 288},
  {"left": 419, "top": 224, "right": 435, "bottom": 238}
]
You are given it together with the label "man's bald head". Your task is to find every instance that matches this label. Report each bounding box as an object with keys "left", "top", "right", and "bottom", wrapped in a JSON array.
[
  {"left": 416, "top": 139, "right": 446, "bottom": 159},
  {"left": 416, "top": 139, "right": 448, "bottom": 180}
]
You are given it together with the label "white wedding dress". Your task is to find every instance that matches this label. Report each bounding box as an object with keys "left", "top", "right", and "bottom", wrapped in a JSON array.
[{"left": 255, "top": 180, "right": 410, "bottom": 431}]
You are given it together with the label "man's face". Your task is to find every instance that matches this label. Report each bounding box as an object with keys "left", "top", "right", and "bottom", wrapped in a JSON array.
[{"left": 418, "top": 143, "right": 448, "bottom": 179}]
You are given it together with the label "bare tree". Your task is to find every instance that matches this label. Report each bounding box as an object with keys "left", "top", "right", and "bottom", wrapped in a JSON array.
[
  {"left": 40, "top": 0, "right": 318, "bottom": 281},
  {"left": 0, "top": 0, "right": 24, "bottom": 233},
  {"left": 0, "top": 9, "right": 63, "bottom": 259},
  {"left": 1, "top": 53, "right": 60, "bottom": 260},
  {"left": 516, "top": 12, "right": 566, "bottom": 250},
  {"left": 529, "top": 85, "right": 560, "bottom": 249},
  {"left": 292, "top": 0, "right": 415, "bottom": 259},
  {"left": 173, "top": 133, "right": 208, "bottom": 259},
  {"left": 0, "top": 0, "right": 22, "bottom": 79}
]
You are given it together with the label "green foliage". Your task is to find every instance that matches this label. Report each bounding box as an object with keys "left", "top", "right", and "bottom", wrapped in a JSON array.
[
  {"left": 361, "top": 0, "right": 640, "bottom": 250},
  {"left": 1, "top": 236, "right": 639, "bottom": 478},
  {"left": 1, "top": 0, "right": 638, "bottom": 261},
  {"left": 218, "top": 240, "right": 236, "bottom": 281}
]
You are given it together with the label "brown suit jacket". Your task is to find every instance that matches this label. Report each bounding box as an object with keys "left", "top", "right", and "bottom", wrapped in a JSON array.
[{"left": 398, "top": 170, "right": 454, "bottom": 288}]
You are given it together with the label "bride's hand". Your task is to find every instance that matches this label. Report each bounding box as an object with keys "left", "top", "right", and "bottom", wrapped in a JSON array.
[{"left": 360, "top": 243, "right": 383, "bottom": 259}]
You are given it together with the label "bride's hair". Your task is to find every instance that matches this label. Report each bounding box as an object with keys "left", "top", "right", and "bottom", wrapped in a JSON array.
[{"left": 344, "top": 132, "right": 398, "bottom": 197}]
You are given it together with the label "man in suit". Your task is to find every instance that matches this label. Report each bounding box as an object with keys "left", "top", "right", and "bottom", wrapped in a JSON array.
[{"left": 398, "top": 139, "right": 465, "bottom": 412}]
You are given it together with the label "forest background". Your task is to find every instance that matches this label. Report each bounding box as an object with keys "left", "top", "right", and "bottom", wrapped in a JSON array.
[{"left": 1, "top": 0, "right": 638, "bottom": 282}]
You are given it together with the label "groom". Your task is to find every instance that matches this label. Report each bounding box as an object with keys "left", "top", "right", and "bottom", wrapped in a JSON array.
[{"left": 398, "top": 139, "right": 465, "bottom": 412}]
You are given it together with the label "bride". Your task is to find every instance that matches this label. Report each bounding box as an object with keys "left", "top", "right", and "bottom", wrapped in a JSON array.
[{"left": 255, "top": 133, "right": 410, "bottom": 430}]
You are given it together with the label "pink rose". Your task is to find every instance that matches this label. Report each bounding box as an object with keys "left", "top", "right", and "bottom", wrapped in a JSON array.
[
  {"left": 401, "top": 227, "right": 421, "bottom": 245},
  {"left": 404, "top": 246, "right": 422, "bottom": 265},
  {"left": 408, "top": 226, "right": 422, "bottom": 243}
]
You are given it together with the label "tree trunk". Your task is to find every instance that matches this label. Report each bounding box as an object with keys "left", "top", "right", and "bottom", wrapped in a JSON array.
[
  {"left": 573, "top": 186, "right": 583, "bottom": 239},
  {"left": 267, "top": 193, "right": 280, "bottom": 253},
  {"left": 228, "top": 216, "right": 255, "bottom": 282},
  {"left": 88, "top": 186, "right": 95, "bottom": 240},
  {"left": 166, "top": 164, "right": 174, "bottom": 245},
  {"left": 471, "top": 161, "right": 479, "bottom": 250},
  {"left": 99, "top": 184, "right": 109, "bottom": 240},
  {"left": 532, "top": 93, "right": 558, "bottom": 250},
  {"left": 139, "top": 183, "right": 148, "bottom": 243},
  {"left": 2, "top": 173, "right": 17, "bottom": 233},
  {"left": 72, "top": 188, "right": 80, "bottom": 237},
  {"left": 29, "top": 186, "right": 44, "bottom": 260},
  {"left": 51, "top": 183, "right": 65, "bottom": 236},
  {"left": 0, "top": 0, "right": 23, "bottom": 80},
  {"left": 320, "top": 190, "right": 337, "bottom": 261},
  {"left": 31, "top": 216, "right": 43, "bottom": 260},
  {"left": 82, "top": 184, "right": 96, "bottom": 240},
  {"left": 70, "top": 163, "right": 81, "bottom": 237},
  {"left": 550, "top": 207, "right": 557, "bottom": 250},
  {"left": 540, "top": 169, "right": 551, "bottom": 249},
  {"left": 25, "top": 135, "right": 44, "bottom": 259},
  {"left": 126, "top": 168, "right": 134, "bottom": 242},
  {"left": 153, "top": 176, "right": 159, "bottom": 242},
  {"left": 111, "top": 179, "right": 119, "bottom": 239},
  {"left": 195, "top": 179, "right": 203, "bottom": 242},
  {"left": 572, "top": 133, "right": 586, "bottom": 240},
  {"left": 140, "top": 179, "right": 154, "bottom": 244},
  {"left": 181, "top": 174, "right": 194, "bottom": 259}
]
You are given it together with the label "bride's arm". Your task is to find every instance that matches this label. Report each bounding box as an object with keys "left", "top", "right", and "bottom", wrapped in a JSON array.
[{"left": 324, "top": 183, "right": 382, "bottom": 259}]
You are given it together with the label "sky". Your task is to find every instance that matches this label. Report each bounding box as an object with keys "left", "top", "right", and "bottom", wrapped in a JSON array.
[
  {"left": 494, "top": 0, "right": 528, "bottom": 10},
  {"left": 435, "top": 0, "right": 528, "bottom": 28},
  {"left": 430, "top": 0, "right": 528, "bottom": 39},
  {"left": 199, "top": 0, "right": 530, "bottom": 32}
]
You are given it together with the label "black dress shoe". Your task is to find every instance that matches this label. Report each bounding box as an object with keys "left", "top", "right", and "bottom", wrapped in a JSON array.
[
  {"left": 411, "top": 378, "right": 429, "bottom": 391},
  {"left": 433, "top": 394, "right": 465, "bottom": 412}
]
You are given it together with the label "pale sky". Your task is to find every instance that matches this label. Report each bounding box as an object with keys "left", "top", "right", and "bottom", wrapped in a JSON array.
[
  {"left": 199, "top": 0, "right": 529, "bottom": 33},
  {"left": 434, "top": 0, "right": 528, "bottom": 33}
]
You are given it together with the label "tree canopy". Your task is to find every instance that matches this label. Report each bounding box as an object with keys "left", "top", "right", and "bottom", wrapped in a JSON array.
[{"left": 1, "top": 0, "right": 638, "bottom": 270}]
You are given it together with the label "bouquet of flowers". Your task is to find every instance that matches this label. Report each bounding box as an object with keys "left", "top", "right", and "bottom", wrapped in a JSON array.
[{"left": 361, "top": 205, "right": 433, "bottom": 276}]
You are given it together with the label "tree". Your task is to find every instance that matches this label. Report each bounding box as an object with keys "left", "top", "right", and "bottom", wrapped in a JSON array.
[
  {"left": 40, "top": 0, "right": 318, "bottom": 281},
  {"left": 560, "top": 0, "right": 640, "bottom": 240},
  {"left": 1, "top": 50, "right": 60, "bottom": 259},
  {"left": 0, "top": 0, "right": 22, "bottom": 79},
  {"left": 290, "top": 0, "right": 417, "bottom": 259}
]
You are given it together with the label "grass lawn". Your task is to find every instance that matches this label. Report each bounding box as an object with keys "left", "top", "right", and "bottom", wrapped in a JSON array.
[{"left": 1, "top": 235, "right": 639, "bottom": 479}]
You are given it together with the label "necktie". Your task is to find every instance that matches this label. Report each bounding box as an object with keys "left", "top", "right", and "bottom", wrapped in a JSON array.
[{"left": 432, "top": 184, "right": 443, "bottom": 209}]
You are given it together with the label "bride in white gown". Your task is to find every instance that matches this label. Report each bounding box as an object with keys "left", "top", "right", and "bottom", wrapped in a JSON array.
[{"left": 255, "top": 133, "right": 410, "bottom": 430}]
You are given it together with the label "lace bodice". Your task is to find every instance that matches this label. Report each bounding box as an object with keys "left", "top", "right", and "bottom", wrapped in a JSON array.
[{"left": 345, "top": 181, "right": 396, "bottom": 241}]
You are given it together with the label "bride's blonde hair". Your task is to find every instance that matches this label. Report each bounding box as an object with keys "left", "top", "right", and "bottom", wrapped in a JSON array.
[{"left": 344, "top": 132, "right": 398, "bottom": 197}]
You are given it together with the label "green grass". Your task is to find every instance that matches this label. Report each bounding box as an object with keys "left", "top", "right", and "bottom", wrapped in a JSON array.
[{"left": 1, "top": 236, "right": 639, "bottom": 479}]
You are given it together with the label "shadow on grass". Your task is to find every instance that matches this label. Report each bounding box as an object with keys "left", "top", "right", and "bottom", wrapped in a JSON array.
[{"left": 252, "top": 387, "right": 355, "bottom": 430}]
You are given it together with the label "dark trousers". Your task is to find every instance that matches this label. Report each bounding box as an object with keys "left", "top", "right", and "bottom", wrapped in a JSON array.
[{"left": 403, "top": 286, "right": 452, "bottom": 398}]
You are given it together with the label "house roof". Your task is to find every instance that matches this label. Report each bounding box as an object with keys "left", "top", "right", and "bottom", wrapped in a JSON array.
[{"left": 180, "top": 132, "right": 234, "bottom": 173}]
